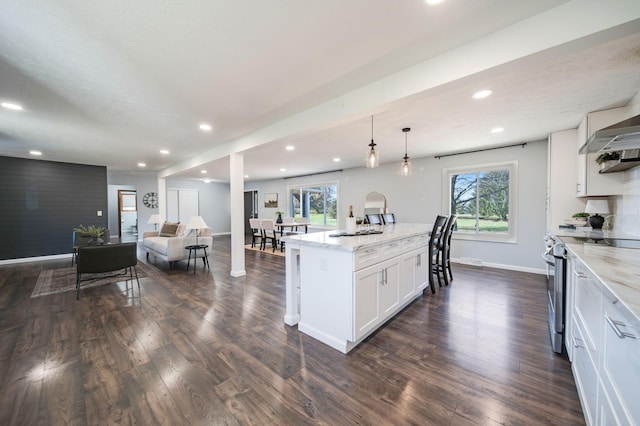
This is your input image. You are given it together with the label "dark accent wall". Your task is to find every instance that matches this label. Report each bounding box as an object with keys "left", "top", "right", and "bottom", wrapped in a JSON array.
[{"left": 0, "top": 156, "right": 108, "bottom": 260}]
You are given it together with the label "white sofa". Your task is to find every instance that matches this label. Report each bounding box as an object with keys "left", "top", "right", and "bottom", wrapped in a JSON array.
[{"left": 143, "top": 223, "right": 212, "bottom": 269}]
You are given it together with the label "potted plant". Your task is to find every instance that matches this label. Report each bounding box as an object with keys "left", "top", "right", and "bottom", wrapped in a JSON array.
[
  {"left": 571, "top": 212, "right": 589, "bottom": 224},
  {"left": 275, "top": 211, "right": 284, "bottom": 224},
  {"left": 74, "top": 224, "right": 106, "bottom": 245},
  {"left": 595, "top": 151, "right": 621, "bottom": 170}
]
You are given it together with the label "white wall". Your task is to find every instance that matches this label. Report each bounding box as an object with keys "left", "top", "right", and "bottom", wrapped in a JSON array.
[{"left": 248, "top": 139, "right": 548, "bottom": 272}]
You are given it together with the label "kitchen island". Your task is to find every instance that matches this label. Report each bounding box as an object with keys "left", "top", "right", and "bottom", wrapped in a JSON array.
[
  {"left": 282, "top": 223, "right": 431, "bottom": 353},
  {"left": 555, "top": 233, "right": 640, "bottom": 425}
]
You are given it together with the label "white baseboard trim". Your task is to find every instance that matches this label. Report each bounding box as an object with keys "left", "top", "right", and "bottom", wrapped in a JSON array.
[
  {"left": 451, "top": 257, "right": 546, "bottom": 275},
  {"left": 0, "top": 253, "right": 72, "bottom": 266}
]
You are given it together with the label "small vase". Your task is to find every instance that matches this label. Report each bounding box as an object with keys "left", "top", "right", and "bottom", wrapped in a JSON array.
[{"left": 276, "top": 214, "right": 283, "bottom": 224}]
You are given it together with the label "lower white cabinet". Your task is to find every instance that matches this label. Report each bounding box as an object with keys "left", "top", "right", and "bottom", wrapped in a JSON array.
[
  {"left": 601, "top": 291, "right": 640, "bottom": 425},
  {"left": 353, "top": 265, "right": 380, "bottom": 340},
  {"left": 353, "top": 256, "right": 401, "bottom": 341},
  {"left": 567, "top": 250, "right": 640, "bottom": 425},
  {"left": 379, "top": 259, "right": 400, "bottom": 316},
  {"left": 399, "top": 247, "right": 428, "bottom": 302}
]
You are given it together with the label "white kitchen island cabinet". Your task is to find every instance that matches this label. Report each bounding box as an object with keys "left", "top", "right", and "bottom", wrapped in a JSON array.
[{"left": 282, "top": 223, "right": 432, "bottom": 354}]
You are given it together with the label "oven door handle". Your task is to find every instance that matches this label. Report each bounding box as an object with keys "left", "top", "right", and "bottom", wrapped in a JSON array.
[{"left": 541, "top": 252, "right": 555, "bottom": 267}]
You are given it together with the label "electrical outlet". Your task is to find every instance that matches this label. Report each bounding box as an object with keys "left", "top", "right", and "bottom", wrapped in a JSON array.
[{"left": 97, "top": 210, "right": 103, "bottom": 216}]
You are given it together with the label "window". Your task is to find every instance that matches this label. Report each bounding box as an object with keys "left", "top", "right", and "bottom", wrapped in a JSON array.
[
  {"left": 288, "top": 182, "right": 338, "bottom": 227},
  {"left": 444, "top": 161, "right": 517, "bottom": 242}
]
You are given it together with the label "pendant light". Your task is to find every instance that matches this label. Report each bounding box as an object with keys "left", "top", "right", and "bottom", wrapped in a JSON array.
[
  {"left": 400, "top": 127, "right": 411, "bottom": 176},
  {"left": 365, "top": 115, "right": 379, "bottom": 168}
]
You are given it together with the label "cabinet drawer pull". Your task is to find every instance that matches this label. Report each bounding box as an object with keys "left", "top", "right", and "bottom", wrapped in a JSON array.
[
  {"left": 416, "top": 254, "right": 421, "bottom": 267},
  {"left": 573, "top": 336, "right": 585, "bottom": 349},
  {"left": 606, "top": 316, "right": 637, "bottom": 339},
  {"left": 573, "top": 270, "right": 587, "bottom": 278},
  {"left": 364, "top": 249, "right": 377, "bottom": 254}
]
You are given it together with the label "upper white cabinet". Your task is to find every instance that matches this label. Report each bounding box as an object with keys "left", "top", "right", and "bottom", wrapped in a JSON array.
[
  {"left": 547, "top": 129, "right": 585, "bottom": 230},
  {"left": 576, "top": 108, "right": 625, "bottom": 196}
]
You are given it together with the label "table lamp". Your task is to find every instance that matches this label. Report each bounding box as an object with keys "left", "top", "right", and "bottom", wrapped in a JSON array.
[
  {"left": 147, "top": 214, "right": 162, "bottom": 231},
  {"left": 584, "top": 199, "right": 610, "bottom": 230},
  {"left": 187, "top": 216, "right": 208, "bottom": 246}
]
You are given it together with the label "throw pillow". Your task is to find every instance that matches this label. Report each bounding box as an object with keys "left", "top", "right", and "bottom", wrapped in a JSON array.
[
  {"left": 159, "top": 221, "right": 180, "bottom": 237},
  {"left": 176, "top": 223, "right": 190, "bottom": 237}
]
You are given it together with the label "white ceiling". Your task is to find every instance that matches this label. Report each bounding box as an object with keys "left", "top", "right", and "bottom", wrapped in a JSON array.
[{"left": 1, "top": 0, "right": 640, "bottom": 183}]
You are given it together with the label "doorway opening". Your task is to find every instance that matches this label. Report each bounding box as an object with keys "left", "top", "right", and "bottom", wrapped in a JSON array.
[
  {"left": 244, "top": 190, "right": 258, "bottom": 237},
  {"left": 118, "top": 190, "right": 138, "bottom": 242}
]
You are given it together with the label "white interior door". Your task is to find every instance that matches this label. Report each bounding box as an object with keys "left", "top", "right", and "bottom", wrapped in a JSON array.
[
  {"left": 167, "top": 189, "right": 179, "bottom": 222},
  {"left": 167, "top": 188, "right": 199, "bottom": 223},
  {"left": 178, "top": 190, "right": 199, "bottom": 222}
]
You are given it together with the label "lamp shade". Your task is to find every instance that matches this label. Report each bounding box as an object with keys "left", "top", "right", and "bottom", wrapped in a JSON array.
[
  {"left": 147, "top": 214, "right": 162, "bottom": 224},
  {"left": 187, "top": 216, "right": 208, "bottom": 229},
  {"left": 584, "top": 200, "right": 610, "bottom": 215}
]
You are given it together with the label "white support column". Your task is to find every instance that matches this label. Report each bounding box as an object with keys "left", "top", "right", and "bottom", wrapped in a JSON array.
[{"left": 229, "top": 152, "right": 246, "bottom": 277}]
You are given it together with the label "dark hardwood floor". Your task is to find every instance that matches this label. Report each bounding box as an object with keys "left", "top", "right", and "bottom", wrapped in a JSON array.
[{"left": 0, "top": 236, "right": 585, "bottom": 425}]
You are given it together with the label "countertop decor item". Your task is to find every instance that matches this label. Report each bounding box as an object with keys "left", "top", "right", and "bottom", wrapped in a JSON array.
[{"left": 585, "top": 199, "right": 610, "bottom": 230}]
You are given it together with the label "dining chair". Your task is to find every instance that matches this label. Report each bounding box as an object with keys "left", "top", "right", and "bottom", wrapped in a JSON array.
[
  {"left": 382, "top": 213, "right": 396, "bottom": 224},
  {"left": 436, "top": 215, "right": 457, "bottom": 286},
  {"left": 443, "top": 215, "right": 457, "bottom": 282},
  {"left": 428, "top": 215, "right": 449, "bottom": 294},
  {"left": 248, "top": 218, "right": 262, "bottom": 248},
  {"left": 365, "top": 214, "right": 383, "bottom": 226},
  {"left": 260, "top": 219, "right": 282, "bottom": 252}
]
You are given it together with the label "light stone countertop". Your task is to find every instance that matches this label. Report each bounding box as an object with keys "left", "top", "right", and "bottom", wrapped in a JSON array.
[
  {"left": 281, "top": 223, "right": 432, "bottom": 252},
  {"left": 553, "top": 228, "right": 640, "bottom": 240},
  {"left": 563, "top": 241, "right": 640, "bottom": 323}
]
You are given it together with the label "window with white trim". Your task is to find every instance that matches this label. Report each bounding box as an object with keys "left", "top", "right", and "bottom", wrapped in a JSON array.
[
  {"left": 288, "top": 182, "right": 338, "bottom": 227},
  {"left": 444, "top": 161, "right": 517, "bottom": 242}
]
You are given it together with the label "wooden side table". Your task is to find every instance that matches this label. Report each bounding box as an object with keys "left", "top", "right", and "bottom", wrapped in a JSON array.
[{"left": 185, "top": 244, "right": 210, "bottom": 274}]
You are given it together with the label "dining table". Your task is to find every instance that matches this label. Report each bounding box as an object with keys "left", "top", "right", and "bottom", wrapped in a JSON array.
[{"left": 275, "top": 222, "right": 308, "bottom": 236}]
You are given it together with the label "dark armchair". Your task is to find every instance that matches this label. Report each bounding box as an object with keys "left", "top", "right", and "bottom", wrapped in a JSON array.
[{"left": 76, "top": 242, "right": 139, "bottom": 300}]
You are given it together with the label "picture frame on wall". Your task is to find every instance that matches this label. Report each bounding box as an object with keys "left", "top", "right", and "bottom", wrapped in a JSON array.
[{"left": 264, "top": 193, "right": 278, "bottom": 208}]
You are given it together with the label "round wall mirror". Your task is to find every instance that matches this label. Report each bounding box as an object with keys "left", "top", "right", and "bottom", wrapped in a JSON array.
[{"left": 364, "top": 191, "right": 386, "bottom": 216}]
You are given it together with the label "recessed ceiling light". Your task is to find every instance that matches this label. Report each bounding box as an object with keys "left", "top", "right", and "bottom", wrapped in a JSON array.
[
  {"left": 333, "top": 158, "right": 341, "bottom": 162},
  {"left": 244, "top": 175, "right": 249, "bottom": 178},
  {"left": 29, "top": 150, "right": 42, "bottom": 156},
  {"left": 491, "top": 127, "right": 504, "bottom": 133},
  {"left": 425, "top": 0, "right": 445, "bottom": 4},
  {"left": 138, "top": 162, "right": 146, "bottom": 167},
  {"left": 203, "top": 179, "right": 211, "bottom": 183},
  {"left": 1, "top": 102, "right": 23, "bottom": 111},
  {"left": 199, "top": 123, "right": 212, "bottom": 132},
  {"left": 280, "top": 168, "right": 286, "bottom": 172},
  {"left": 285, "top": 145, "right": 295, "bottom": 151},
  {"left": 200, "top": 170, "right": 207, "bottom": 174},
  {"left": 160, "top": 149, "right": 170, "bottom": 154},
  {"left": 472, "top": 89, "right": 492, "bottom": 99}
]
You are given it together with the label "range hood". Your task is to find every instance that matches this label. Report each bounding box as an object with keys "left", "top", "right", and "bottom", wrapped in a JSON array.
[{"left": 579, "top": 114, "right": 640, "bottom": 154}]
